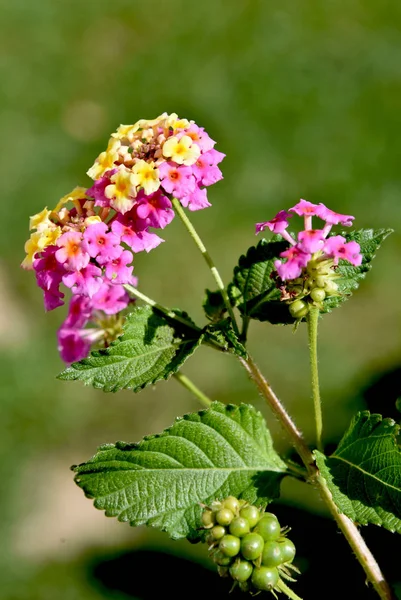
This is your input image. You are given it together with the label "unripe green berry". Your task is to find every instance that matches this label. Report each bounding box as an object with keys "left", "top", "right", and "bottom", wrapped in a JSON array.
[
  {"left": 289, "top": 299, "right": 309, "bottom": 319},
  {"left": 239, "top": 505, "right": 260, "bottom": 529},
  {"left": 219, "top": 534, "right": 241, "bottom": 557},
  {"left": 213, "top": 549, "right": 233, "bottom": 566},
  {"left": 217, "top": 566, "right": 229, "bottom": 578},
  {"left": 229, "top": 517, "right": 250, "bottom": 538},
  {"left": 222, "top": 496, "right": 240, "bottom": 514},
  {"left": 240, "top": 533, "right": 264, "bottom": 561},
  {"left": 324, "top": 280, "right": 338, "bottom": 294},
  {"left": 310, "top": 288, "right": 326, "bottom": 302},
  {"left": 278, "top": 537, "right": 296, "bottom": 563},
  {"left": 254, "top": 516, "right": 281, "bottom": 541},
  {"left": 261, "top": 541, "right": 283, "bottom": 567},
  {"left": 251, "top": 566, "right": 279, "bottom": 591},
  {"left": 211, "top": 525, "right": 226, "bottom": 540},
  {"left": 229, "top": 560, "right": 253, "bottom": 582},
  {"left": 216, "top": 508, "right": 235, "bottom": 526},
  {"left": 315, "top": 276, "right": 326, "bottom": 288},
  {"left": 201, "top": 509, "right": 215, "bottom": 528}
]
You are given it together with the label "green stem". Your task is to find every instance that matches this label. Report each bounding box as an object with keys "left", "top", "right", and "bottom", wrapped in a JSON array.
[
  {"left": 124, "top": 284, "right": 201, "bottom": 331},
  {"left": 173, "top": 372, "right": 212, "bottom": 408},
  {"left": 307, "top": 305, "right": 323, "bottom": 452},
  {"left": 276, "top": 578, "right": 303, "bottom": 600},
  {"left": 124, "top": 284, "right": 225, "bottom": 353},
  {"left": 171, "top": 197, "right": 240, "bottom": 337},
  {"left": 239, "top": 354, "right": 314, "bottom": 468},
  {"left": 239, "top": 353, "right": 394, "bottom": 600}
]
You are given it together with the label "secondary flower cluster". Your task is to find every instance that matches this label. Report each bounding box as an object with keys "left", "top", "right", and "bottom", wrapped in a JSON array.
[
  {"left": 256, "top": 199, "right": 363, "bottom": 318},
  {"left": 21, "top": 113, "right": 225, "bottom": 363}
]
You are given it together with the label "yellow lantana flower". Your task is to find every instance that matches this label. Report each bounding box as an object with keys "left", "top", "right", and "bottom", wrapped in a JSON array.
[
  {"left": 87, "top": 139, "right": 120, "bottom": 180},
  {"left": 105, "top": 167, "right": 136, "bottom": 214},
  {"left": 21, "top": 227, "right": 62, "bottom": 269},
  {"left": 29, "top": 207, "right": 52, "bottom": 231},
  {"left": 162, "top": 135, "right": 200, "bottom": 165},
  {"left": 131, "top": 160, "right": 160, "bottom": 195},
  {"left": 54, "top": 186, "right": 88, "bottom": 213}
]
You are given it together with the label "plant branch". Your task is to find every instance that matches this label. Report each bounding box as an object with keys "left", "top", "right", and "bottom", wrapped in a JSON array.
[
  {"left": 171, "top": 197, "right": 240, "bottom": 337},
  {"left": 276, "top": 578, "right": 303, "bottom": 600},
  {"left": 124, "top": 284, "right": 224, "bottom": 352},
  {"left": 239, "top": 353, "right": 395, "bottom": 600},
  {"left": 239, "top": 354, "right": 314, "bottom": 468},
  {"left": 307, "top": 306, "right": 323, "bottom": 452},
  {"left": 173, "top": 372, "right": 212, "bottom": 408},
  {"left": 317, "top": 474, "right": 396, "bottom": 600}
]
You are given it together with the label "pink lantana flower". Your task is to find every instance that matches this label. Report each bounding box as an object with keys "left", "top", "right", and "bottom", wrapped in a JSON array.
[
  {"left": 33, "top": 246, "right": 66, "bottom": 311},
  {"left": 297, "top": 229, "right": 326, "bottom": 254},
  {"left": 83, "top": 222, "right": 121, "bottom": 260},
  {"left": 102, "top": 249, "right": 134, "bottom": 284},
  {"left": 63, "top": 295, "right": 93, "bottom": 328},
  {"left": 316, "top": 204, "right": 354, "bottom": 227},
  {"left": 57, "top": 329, "right": 92, "bottom": 364},
  {"left": 86, "top": 170, "right": 117, "bottom": 208},
  {"left": 274, "top": 246, "right": 311, "bottom": 281},
  {"left": 92, "top": 282, "right": 130, "bottom": 315},
  {"left": 111, "top": 219, "right": 163, "bottom": 253},
  {"left": 62, "top": 263, "right": 103, "bottom": 297},
  {"left": 135, "top": 189, "right": 174, "bottom": 229},
  {"left": 56, "top": 231, "right": 89, "bottom": 271},
  {"left": 158, "top": 162, "right": 196, "bottom": 199},
  {"left": 57, "top": 295, "right": 94, "bottom": 364},
  {"left": 177, "top": 124, "right": 215, "bottom": 152},
  {"left": 324, "top": 236, "right": 362, "bottom": 266},
  {"left": 191, "top": 150, "right": 224, "bottom": 187},
  {"left": 181, "top": 186, "right": 211, "bottom": 211}
]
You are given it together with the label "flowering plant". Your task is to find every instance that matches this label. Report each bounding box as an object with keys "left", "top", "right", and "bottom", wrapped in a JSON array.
[{"left": 22, "top": 113, "right": 397, "bottom": 599}]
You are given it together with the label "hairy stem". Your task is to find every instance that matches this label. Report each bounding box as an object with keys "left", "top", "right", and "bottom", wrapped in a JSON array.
[
  {"left": 317, "top": 475, "right": 395, "bottom": 600},
  {"left": 171, "top": 197, "right": 240, "bottom": 336},
  {"left": 306, "top": 306, "right": 323, "bottom": 452},
  {"left": 173, "top": 372, "right": 212, "bottom": 408},
  {"left": 239, "top": 354, "right": 314, "bottom": 468},
  {"left": 239, "top": 353, "right": 394, "bottom": 600}
]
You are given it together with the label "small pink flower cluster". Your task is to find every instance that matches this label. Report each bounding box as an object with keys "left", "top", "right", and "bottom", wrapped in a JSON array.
[
  {"left": 256, "top": 199, "right": 362, "bottom": 281},
  {"left": 21, "top": 114, "right": 225, "bottom": 363}
]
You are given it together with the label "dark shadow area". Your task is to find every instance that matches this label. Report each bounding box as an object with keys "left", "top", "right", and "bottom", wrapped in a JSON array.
[
  {"left": 88, "top": 506, "right": 401, "bottom": 599},
  {"left": 362, "top": 365, "right": 401, "bottom": 422}
]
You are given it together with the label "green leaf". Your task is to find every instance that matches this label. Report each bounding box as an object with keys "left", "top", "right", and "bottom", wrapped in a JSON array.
[
  {"left": 321, "top": 228, "right": 393, "bottom": 313},
  {"left": 203, "top": 289, "right": 227, "bottom": 322},
  {"left": 230, "top": 237, "right": 294, "bottom": 324},
  {"left": 315, "top": 411, "right": 401, "bottom": 533},
  {"left": 204, "top": 319, "right": 248, "bottom": 358},
  {"left": 230, "top": 229, "right": 392, "bottom": 324},
  {"left": 58, "top": 306, "right": 204, "bottom": 392},
  {"left": 73, "top": 402, "right": 288, "bottom": 540}
]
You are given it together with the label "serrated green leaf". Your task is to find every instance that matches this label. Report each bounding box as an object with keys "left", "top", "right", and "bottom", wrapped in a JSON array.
[
  {"left": 204, "top": 319, "right": 248, "bottom": 358},
  {"left": 58, "top": 306, "right": 203, "bottom": 392},
  {"left": 315, "top": 411, "right": 401, "bottom": 533},
  {"left": 73, "top": 402, "right": 288, "bottom": 540},
  {"left": 321, "top": 228, "right": 393, "bottom": 313},
  {"left": 231, "top": 237, "right": 294, "bottom": 324},
  {"left": 203, "top": 288, "right": 227, "bottom": 322},
  {"left": 230, "top": 228, "right": 392, "bottom": 323}
]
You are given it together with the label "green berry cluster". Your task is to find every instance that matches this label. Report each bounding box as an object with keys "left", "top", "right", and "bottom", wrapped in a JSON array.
[
  {"left": 287, "top": 257, "right": 340, "bottom": 319},
  {"left": 201, "top": 497, "right": 300, "bottom": 597}
]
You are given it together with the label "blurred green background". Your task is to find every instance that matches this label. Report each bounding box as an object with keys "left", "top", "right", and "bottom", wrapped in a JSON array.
[{"left": 1, "top": 0, "right": 401, "bottom": 598}]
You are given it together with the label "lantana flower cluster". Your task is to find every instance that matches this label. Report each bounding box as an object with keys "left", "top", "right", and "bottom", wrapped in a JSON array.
[
  {"left": 21, "top": 113, "right": 224, "bottom": 363},
  {"left": 256, "top": 199, "right": 362, "bottom": 318}
]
